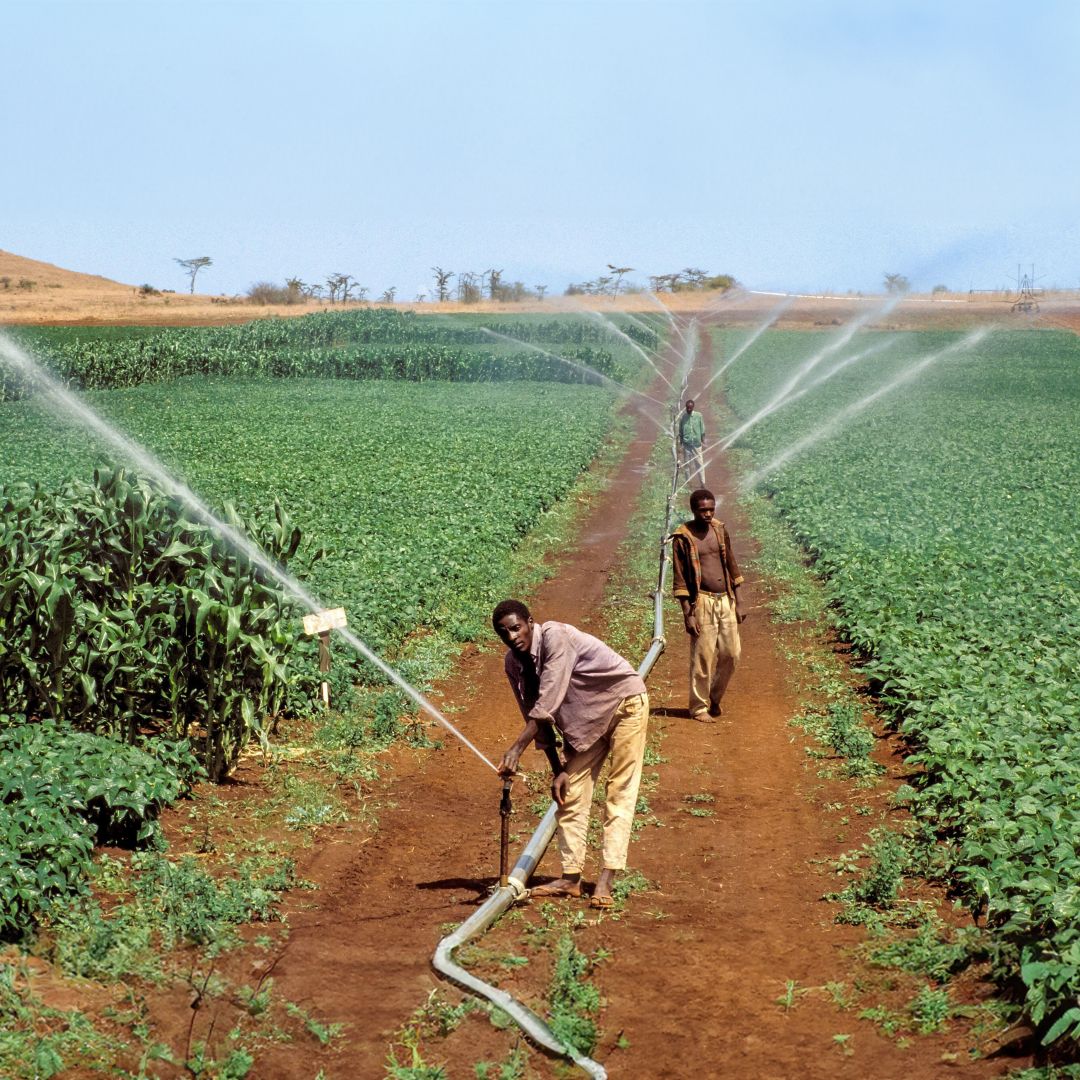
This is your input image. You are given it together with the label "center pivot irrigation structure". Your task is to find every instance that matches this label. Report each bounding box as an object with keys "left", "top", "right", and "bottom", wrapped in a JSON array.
[{"left": 431, "top": 324, "right": 701, "bottom": 1080}]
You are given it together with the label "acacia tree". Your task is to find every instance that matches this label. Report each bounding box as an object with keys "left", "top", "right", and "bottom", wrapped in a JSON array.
[
  {"left": 607, "top": 264, "right": 634, "bottom": 296},
  {"left": 458, "top": 272, "right": 482, "bottom": 304},
  {"left": 884, "top": 272, "right": 911, "bottom": 294},
  {"left": 535, "top": 285, "right": 547, "bottom": 301},
  {"left": 649, "top": 273, "right": 681, "bottom": 292},
  {"left": 432, "top": 267, "right": 454, "bottom": 302},
  {"left": 485, "top": 269, "right": 504, "bottom": 300},
  {"left": 324, "top": 273, "right": 364, "bottom": 303},
  {"left": 175, "top": 256, "right": 212, "bottom": 294},
  {"left": 379, "top": 287, "right": 396, "bottom": 303}
]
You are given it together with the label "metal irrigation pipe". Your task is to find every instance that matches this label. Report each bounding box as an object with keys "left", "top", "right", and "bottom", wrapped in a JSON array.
[{"left": 432, "top": 369, "right": 688, "bottom": 1077}]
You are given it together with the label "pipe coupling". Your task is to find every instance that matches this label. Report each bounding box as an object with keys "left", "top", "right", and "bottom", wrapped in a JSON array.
[{"left": 506, "top": 875, "right": 529, "bottom": 901}]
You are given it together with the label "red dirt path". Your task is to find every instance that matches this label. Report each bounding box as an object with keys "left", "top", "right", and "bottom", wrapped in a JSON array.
[{"left": 199, "top": 326, "right": 1030, "bottom": 1079}]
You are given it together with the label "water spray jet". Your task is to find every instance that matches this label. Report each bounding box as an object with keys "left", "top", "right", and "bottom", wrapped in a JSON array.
[
  {"left": 740, "top": 326, "right": 993, "bottom": 491},
  {"left": 715, "top": 336, "right": 899, "bottom": 456},
  {"left": 555, "top": 298, "right": 676, "bottom": 391},
  {"left": 695, "top": 295, "right": 795, "bottom": 398},
  {"left": 0, "top": 333, "right": 500, "bottom": 775},
  {"left": 477, "top": 328, "right": 671, "bottom": 438}
]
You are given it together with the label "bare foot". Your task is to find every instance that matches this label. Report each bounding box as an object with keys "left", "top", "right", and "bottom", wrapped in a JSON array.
[
  {"left": 590, "top": 868, "right": 618, "bottom": 908},
  {"left": 530, "top": 876, "right": 582, "bottom": 898}
]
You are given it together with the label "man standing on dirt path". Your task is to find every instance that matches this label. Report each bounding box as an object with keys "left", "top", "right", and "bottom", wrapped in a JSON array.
[
  {"left": 671, "top": 489, "right": 744, "bottom": 723},
  {"left": 677, "top": 398, "right": 706, "bottom": 489},
  {"left": 493, "top": 600, "right": 649, "bottom": 909}
]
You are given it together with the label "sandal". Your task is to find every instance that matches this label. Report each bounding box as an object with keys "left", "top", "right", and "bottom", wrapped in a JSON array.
[{"left": 529, "top": 880, "right": 583, "bottom": 899}]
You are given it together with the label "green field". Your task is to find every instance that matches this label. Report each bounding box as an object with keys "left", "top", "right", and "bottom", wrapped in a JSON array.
[
  {"left": 2, "top": 375, "right": 620, "bottom": 654},
  {"left": 721, "top": 326, "right": 1080, "bottom": 1043},
  {"left": 0, "top": 313, "right": 646, "bottom": 947}
]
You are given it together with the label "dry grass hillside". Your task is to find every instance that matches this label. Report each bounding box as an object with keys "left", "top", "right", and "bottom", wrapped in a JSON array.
[{"left": 0, "top": 250, "right": 268, "bottom": 326}]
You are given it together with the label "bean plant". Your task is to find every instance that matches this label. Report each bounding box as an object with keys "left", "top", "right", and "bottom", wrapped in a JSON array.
[{"left": 724, "top": 327, "right": 1080, "bottom": 1046}]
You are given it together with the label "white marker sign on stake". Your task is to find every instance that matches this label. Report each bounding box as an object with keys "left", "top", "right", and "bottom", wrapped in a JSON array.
[
  {"left": 302, "top": 607, "right": 348, "bottom": 636},
  {"left": 302, "top": 608, "right": 348, "bottom": 707}
]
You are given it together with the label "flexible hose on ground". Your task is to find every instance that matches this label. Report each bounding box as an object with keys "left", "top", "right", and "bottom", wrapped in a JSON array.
[{"left": 432, "top": 328, "right": 693, "bottom": 1076}]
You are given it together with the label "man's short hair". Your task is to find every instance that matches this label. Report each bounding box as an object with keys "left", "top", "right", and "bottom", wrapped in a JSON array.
[
  {"left": 492, "top": 598, "right": 531, "bottom": 629},
  {"left": 689, "top": 488, "right": 715, "bottom": 510},
  {"left": 685, "top": 398, "right": 695, "bottom": 407}
]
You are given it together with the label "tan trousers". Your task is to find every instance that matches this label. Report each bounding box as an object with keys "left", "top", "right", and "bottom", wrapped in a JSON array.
[
  {"left": 680, "top": 444, "right": 706, "bottom": 489},
  {"left": 556, "top": 692, "right": 650, "bottom": 874},
  {"left": 689, "top": 592, "right": 741, "bottom": 718}
]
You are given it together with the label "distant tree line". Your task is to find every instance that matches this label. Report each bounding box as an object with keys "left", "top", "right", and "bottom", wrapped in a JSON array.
[
  {"left": 247, "top": 274, "right": 377, "bottom": 306},
  {"left": 181, "top": 251, "right": 738, "bottom": 307},
  {"left": 566, "top": 267, "right": 738, "bottom": 296},
  {"left": 646, "top": 268, "right": 738, "bottom": 293},
  {"left": 430, "top": 267, "right": 548, "bottom": 304}
]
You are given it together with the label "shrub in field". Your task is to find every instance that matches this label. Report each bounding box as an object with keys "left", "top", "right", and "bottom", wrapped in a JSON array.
[
  {"left": 0, "top": 719, "right": 202, "bottom": 940},
  {"left": 246, "top": 280, "right": 305, "bottom": 306},
  {"left": 0, "top": 467, "right": 305, "bottom": 779},
  {"left": 41, "top": 852, "right": 299, "bottom": 983},
  {"left": 548, "top": 933, "right": 601, "bottom": 1056},
  {"left": 127, "top": 851, "right": 297, "bottom": 948}
]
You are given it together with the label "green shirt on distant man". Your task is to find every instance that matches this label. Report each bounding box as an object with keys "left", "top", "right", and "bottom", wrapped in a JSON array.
[{"left": 679, "top": 409, "right": 705, "bottom": 448}]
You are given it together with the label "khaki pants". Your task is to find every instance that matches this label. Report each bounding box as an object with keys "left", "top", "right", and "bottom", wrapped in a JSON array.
[
  {"left": 681, "top": 444, "right": 705, "bottom": 489},
  {"left": 689, "top": 592, "right": 741, "bottom": 718},
  {"left": 556, "top": 692, "right": 650, "bottom": 874}
]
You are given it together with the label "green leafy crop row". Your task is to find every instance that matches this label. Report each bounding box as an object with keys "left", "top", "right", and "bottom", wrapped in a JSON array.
[
  {"left": 5, "top": 310, "right": 658, "bottom": 400},
  {"left": 723, "top": 327, "right": 1080, "bottom": 1045}
]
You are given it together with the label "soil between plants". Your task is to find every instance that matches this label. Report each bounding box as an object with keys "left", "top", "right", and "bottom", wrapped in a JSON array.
[{"left": 145, "top": 331, "right": 1029, "bottom": 1080}]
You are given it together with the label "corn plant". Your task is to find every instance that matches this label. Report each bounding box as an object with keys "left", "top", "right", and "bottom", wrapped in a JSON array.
[
  {"left": 0, "top": 468, "right": 304, "bottom": 780},
  {"left": 7, "top": 311, "right": 658, "bottom": 401}
]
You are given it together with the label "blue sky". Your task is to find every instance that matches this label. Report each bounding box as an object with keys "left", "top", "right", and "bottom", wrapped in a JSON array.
[{"left": 4, "top": 0, "right": 1078, "bottom": 297}]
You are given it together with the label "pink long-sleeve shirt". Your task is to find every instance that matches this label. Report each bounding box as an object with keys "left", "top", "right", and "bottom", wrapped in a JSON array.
[{"left": 503, "top": 621, "right": 646, "bottom": 754}]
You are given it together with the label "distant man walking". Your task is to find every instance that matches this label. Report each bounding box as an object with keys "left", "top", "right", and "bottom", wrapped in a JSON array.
[
  {"left": 677, "top": 398, "right": 706, "bottom": 489},
  {"left": 493, "top": 600, "right": 649, "bottom": 908},
  {"left": 671, "top": 489, "right": 744, "bottom": 722}
]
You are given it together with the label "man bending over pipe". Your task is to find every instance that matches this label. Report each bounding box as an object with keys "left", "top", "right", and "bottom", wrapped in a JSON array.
[{"left": 493, "top": 599, "right": 649, "bottom": 909}]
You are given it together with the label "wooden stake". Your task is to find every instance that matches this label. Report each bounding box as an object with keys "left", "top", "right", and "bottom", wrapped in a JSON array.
[
  {"left": 319, "top": 630, "right": 331, "bottom": 708},
  {"left": 302, "top": 608, "right": 348, "bottom": 711}
]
